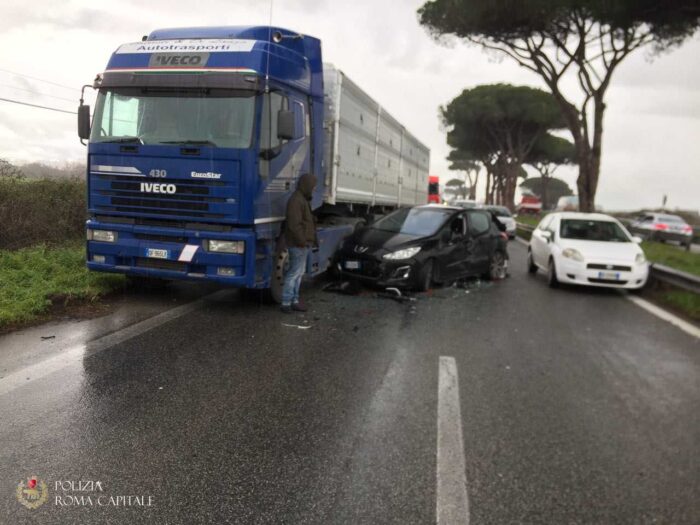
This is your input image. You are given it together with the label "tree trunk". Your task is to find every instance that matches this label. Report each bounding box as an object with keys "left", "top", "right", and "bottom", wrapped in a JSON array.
[
  {"left": 485, "top": 171, "right": 491, "bottom": 204},
  {"left": 541, "top": 173, "right": 549, "bottom": 210},
  {"left": 554, "top": 94, "right": 604, "bottom": 213},
  {"left": 469, "top": 170, "right": 478, "bottom": 200}
]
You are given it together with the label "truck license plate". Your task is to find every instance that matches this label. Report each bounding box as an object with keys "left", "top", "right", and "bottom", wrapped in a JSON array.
[
  {"left": 146, "top": 248, "right": 169, "bottom": 259},
  {"left": 345, "top": 260, "right": 360, "bottom": 270},
  {"left": 598, "top": 271, "right": 619, "bottom": 280}
]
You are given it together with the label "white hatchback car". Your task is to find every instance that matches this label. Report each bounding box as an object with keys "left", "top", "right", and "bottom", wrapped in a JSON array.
[{"left": 527, "top": 212, "right": 649, "bottom": 289}]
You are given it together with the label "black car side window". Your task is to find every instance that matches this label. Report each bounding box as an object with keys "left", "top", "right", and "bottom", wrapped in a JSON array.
[
  {"left": 469, "top": 212, "right": 490, "bottom": 236},
  {"left": 450, "top": 215, "right": 466, "bottom": 237}
]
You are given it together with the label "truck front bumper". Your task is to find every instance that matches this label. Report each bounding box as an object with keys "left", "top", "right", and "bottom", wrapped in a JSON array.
[{"left": 86, "top": 219, "right": 258, "bottom": 286}]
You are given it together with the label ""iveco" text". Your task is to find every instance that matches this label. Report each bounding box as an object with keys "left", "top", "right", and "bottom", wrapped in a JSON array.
[{"left": 140, "top": 183, "right": 176, "bottom": 194}]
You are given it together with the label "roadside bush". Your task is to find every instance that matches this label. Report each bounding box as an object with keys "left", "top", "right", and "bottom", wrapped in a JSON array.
[{"left": 0, "top": 176, "right": 86, "bottom": 250}]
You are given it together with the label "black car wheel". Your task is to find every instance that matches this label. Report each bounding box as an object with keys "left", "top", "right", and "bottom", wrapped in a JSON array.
[
  {"left": 416, "top": 259, "right": 433, "bottom": 292},
  {"left": 547, "top": 258, "right": 559, "bottom": 288},
  {"left": 527, "top": 250, "right": 537, "bottom": 274},
  {"left": 488, "top": 251, "right": 507, "bottom": 280}
]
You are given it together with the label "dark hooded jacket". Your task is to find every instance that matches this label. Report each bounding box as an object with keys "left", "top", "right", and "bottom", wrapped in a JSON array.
[{"left": 284, "top": 174, "right": 318, "bottom": 248}]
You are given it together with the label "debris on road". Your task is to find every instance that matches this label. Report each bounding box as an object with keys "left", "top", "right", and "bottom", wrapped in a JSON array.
[
  {"left": 40, "top": 335, "right": 55, "bottom": 340},
  {"left": 322, "top": 280, "right": 362, "bottom": 295},
  {"left": 282, "top": 323, "right": 312, "bottom": 330}
]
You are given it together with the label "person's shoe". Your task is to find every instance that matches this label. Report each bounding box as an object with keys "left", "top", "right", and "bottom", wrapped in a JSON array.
[
  {"left": 291, "top": 302, "right": 308, "bottom": 312},
  {"left": 280, "top": 304, "right": 293, "bottom": 314}
]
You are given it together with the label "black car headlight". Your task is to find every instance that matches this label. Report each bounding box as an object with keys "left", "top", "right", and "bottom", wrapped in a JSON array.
[{"left": 382, "top": 247, "right": 421, "bottom": 260}]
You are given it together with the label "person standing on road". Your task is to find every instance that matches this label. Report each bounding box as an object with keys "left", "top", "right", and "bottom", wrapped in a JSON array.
[{"left": 281, "top": 173, "right": 318, "bottom": 313}]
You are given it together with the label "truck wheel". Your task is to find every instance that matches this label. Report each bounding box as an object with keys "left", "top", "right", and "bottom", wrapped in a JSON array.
[
  {"left": 547, "top": 259, "right": 559, "bottom": 288},
  {"left": 415, "top": 260, "right": 433, "bottom": 292},
  {"left": 269, "top": 245, "right": 289, "bottom": 304},
  {"left": 527, "top": 250, "right": 537, "bottom": 274}
]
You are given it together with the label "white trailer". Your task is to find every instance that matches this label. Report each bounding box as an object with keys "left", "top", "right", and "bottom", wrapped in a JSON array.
[{"left": 322, "top": 64, "right": 430, "bottom": 210}]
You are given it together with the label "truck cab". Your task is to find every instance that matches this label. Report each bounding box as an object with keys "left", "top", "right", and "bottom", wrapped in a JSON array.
[{"left": 79, "top": 26, "right": 345, "bottom": 300}]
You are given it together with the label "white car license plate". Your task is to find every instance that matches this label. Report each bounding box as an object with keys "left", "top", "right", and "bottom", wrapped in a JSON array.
[
  {"left": 146, "top": 248, "right": 169, "bottom": 259},
  {"left": 598, "top": 271, "right": 619, "bottom": 280},
  {"left": 345, "top": 260, "right": 360, "bottom": 270}
]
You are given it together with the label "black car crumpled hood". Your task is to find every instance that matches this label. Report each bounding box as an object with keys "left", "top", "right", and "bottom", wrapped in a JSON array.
[{"left": 344, "top": 227, "right": 424, "bottom": 257}]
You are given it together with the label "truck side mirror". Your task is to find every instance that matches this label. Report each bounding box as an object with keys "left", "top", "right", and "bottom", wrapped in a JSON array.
[
  {"left": 78, "top": 105, "right": 91, "bottom": 140},
  {"left": 277, "top": 109, "right": 295, "bottom": 140}
]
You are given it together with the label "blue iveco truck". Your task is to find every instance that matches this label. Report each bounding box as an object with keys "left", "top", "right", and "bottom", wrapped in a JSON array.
[{"left": 78, "top": 26, "right": 430, "bottom": 301}]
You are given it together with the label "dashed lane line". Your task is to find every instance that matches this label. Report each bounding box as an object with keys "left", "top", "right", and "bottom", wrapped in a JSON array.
[{"left": 437, "top": 356, "right": 470, "bottom": 524}]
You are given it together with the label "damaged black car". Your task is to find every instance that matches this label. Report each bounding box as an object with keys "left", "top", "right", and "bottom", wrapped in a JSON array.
[{"left": 334, "top": 205, "right": 509, "bottom": 290}]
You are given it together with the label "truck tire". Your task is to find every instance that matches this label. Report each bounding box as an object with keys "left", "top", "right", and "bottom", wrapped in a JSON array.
[{"left": 269, "top": 244, "right": 289, "bottom": 304}]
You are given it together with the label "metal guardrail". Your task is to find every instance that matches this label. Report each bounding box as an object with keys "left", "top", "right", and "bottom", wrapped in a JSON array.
[
  {"left": 515, "top": 222, "right": 699, "bottom": 295},
  {"left": 651, "top": 264, "right": 700, "bottom": 295}
]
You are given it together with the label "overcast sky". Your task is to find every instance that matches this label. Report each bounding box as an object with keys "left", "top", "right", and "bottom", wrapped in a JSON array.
[{"left": 0, "top": 0, "right": 698, "bottom": 211}]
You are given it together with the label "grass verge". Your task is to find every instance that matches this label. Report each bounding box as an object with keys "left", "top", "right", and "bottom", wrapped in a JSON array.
[
  {"left": 0, "top": 243, "right": 125, "bottom": 329},
  {"left": 515, "top": 214, "right": 541, "bottom": 228},
  {"left": 642, "top": 286, "right": 700, "bottom": 323},
  {"left": 641, "top": 241, "right": 699, "bottom": 277}
]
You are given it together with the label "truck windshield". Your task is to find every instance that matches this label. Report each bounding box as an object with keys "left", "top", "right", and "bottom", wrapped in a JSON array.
[{"left": 91, "top": 87, "right": 256, "bottom": 148}]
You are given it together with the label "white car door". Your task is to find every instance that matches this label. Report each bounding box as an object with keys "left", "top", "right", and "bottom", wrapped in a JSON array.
[
  {"left": 530, "top": 214, "right": 554, "bottom": 268},
  {"left": 541, "top": 217, "right": 558, "bottom": 265}
]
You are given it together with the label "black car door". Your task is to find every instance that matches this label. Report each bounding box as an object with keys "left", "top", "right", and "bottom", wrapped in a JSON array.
[
  {"left": 437, "top": 214, "right": 469, "bottom": 279},
  {"left": 466, "top": 211, "right": 493, "bottom": 274}
]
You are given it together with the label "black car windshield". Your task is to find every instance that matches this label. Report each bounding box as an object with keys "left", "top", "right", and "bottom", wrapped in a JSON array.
[
  {"left": 90, "top": 87, "right": 256, "bottom": 148},
  {"left": 560, "top": 219, "right": 630, "bottom": 242},
  {"left": 488, "top": 206, "right": 511, "bottom": 218},
  {"left": 372, "top": 207, "right": 451, "bottom": 236}
]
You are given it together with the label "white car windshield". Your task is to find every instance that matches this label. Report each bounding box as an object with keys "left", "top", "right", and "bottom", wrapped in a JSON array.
[{"left": 560, "top": 219, "right": 630, "bottom": 242}]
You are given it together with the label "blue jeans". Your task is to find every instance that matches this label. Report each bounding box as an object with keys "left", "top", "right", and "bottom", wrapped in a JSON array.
[{"left": 281, "top": 247, "right": 308, "bottom": 306}]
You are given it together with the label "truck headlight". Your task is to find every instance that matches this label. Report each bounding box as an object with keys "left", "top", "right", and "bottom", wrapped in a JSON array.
[
  {"left": 206, "top": 240, "right": 245, "bottom": 254},
  {"left": 87, "top": 229, "right": 118, "bottom": 243},
  {"left": 383, "top": 247, "right": 421, "bottom": 260},
  {"left": 635, "top": 252, "right": 646, "bottom": 264},
  {"left": 562, "top": 248, "right": 584, "bottom": 262}
]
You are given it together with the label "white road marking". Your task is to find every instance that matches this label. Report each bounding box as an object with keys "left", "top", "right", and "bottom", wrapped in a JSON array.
[
  {"left": 626, "top": 295, "right": 700, "bottom": 339},
  {"left": 437, "top": 356, "right": 470, "bottom": 525},
  {"left": 514, "top": 236, "right": 529, "bottom": 246},
  {"left": 0, "top": 289, "right": 234, "bottom": 397}
]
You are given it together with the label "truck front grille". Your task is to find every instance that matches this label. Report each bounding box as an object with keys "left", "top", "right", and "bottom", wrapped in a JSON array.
[{"left": 93, "top": 175, "right": 231, "bottom": 220}]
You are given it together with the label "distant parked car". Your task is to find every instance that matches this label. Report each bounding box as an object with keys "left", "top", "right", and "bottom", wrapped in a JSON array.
[
  {"left": 527, "top": 212, "right": 648, "bottom": 290},
  {"left": 555, "top": 195, "right": 579, "bottom": 211},
  {"left": 484, "top": 205, "right": 516, "bottom": 239},
  {"left": 335, "top": 205, "right": 509, "bottom": 290},
  {"left": 628, "top": 212, "right": 694, "bottom": 248},
  {"left": 517, "top": 194, "right": 542, "bottom": 214}
]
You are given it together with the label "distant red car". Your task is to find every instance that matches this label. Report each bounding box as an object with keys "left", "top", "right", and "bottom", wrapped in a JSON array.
[
  {"left": 517, "top": 194, "right": 542, "bottom": 214},
  {"left": 428, "top": 175, "right": 440, "bottom": 204}
]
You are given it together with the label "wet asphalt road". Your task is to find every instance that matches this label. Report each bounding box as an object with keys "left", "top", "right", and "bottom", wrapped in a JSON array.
[{"left": 1, "top": 242, "right": 698, "bottom": 524}]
